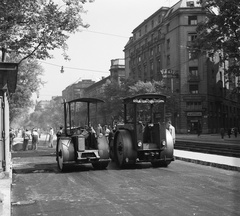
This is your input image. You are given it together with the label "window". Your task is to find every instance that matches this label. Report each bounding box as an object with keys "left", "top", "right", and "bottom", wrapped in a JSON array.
[
  {"left": 166, "top": 23, "right": 170, "bottom": 32},
  {"left": 138, "top": 56, "right": 141, "bottom": 63},
  {"left": 186, "top": 101, "right": 202, "bottom": 110},
  {"left": 189, "top": 84, "right": 199, "bottom": 94},
  {"left": 151, "top": 33, "right": 154, "bottom": 41},
  {"left": 186, "top": 1, "right": 194, "bottom": 7},
  {"left": 150, "top": 62, "right": 154, "bottom": 71},
  {"left": 158, "top": 14, "right": 162, "bottom": 23},
  {"left": 188, "top": 50, "right": 197, "bottom": 60},
  {"left": 152, "top": 20, "right": 154, "bottom": 28},
  {"left": 167, "top": 54, "right": 170, "bottom": 65},
  {"left": 150, "top": 48, "right": 154, "bottom": 56},
  {"left": 157, "top": 58, "right": 161, "bottom": 71},
  {"left": 188, "top": 33, "right": 197, "bottom": 41},
  {"left": 145, "top": 24, "right": 147, "bottom": 33},
  {"left": 167, "top": 39, "right": 170, "bottom": 49},
  {"left": 144, "top": 65, "right": 147, "bottom": 73},
  {"left": 188, "top": 16, "right": 197, "bottom": 25},
  {"left": 189, "top": 67, "right": 198, "bottom": 77},
  {"left": 133, "top": 33, "right": 136, "bottom": 40}
]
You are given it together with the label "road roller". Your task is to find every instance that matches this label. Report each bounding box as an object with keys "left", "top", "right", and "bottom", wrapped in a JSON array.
[
  {"left": 110, "top": 93, "right": 174, "bottom": 168},
  {"left": 56, "top": 98, "right": 110, "bottom": 172}
]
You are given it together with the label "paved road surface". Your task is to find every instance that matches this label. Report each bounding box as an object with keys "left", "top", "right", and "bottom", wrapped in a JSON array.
[{"left": 11, "top": 148, "right": 240, "bottom": 216}]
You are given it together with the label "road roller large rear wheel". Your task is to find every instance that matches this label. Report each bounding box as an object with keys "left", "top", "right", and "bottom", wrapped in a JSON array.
[
  {"left": 57, "top": 141, "right": 66, "bottom": 172},
  {"left": 57, "top": 138, "right": 75, "bottom": 172},
  {"left": 114, "top": 130, "right": 136, "bottom": 168},
  {"left": 152, "top": 129, "right": 174, "bottom": 168}
]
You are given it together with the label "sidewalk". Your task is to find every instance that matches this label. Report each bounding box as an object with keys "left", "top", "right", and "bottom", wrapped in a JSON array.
[
  {"left": 175, "top": 133, "right": 240, "bottom": 172},
  {"left": 0, "top": 172, "right": 11, "bottom": 216}
]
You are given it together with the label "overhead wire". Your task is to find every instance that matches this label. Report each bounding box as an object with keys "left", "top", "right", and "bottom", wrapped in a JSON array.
[
  {"left": 39, "top": 60, "right": 109, "bottom": 73},
  {"left": 81, "top": 29, "right": 129, "bottom": 39}
]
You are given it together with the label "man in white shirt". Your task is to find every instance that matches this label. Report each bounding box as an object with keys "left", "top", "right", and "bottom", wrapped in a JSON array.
[
  {"left": 48, "top": 127, "right": 54, "bottom": 148},
  {"left": 167, "top": 121, "right": 176, "bottom": 144}
]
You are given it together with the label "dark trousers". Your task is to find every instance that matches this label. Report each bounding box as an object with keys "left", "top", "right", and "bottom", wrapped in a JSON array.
[{"left": 23, "top": 139, "right": 29, "bottom": 151}]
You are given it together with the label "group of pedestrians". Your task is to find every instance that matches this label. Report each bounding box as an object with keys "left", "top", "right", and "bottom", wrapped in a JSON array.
[
  {"left": 21, "top": 127, "right": 56, "bottom": 151},
  {"left": 220, "top": 127, "right": 238, "bottom": 139},
  {"left": 22, "top": 128, "right": 39, "bottom": 151},
  {"left": 96, "top": 124, "right": 111, "bottom": 139}
]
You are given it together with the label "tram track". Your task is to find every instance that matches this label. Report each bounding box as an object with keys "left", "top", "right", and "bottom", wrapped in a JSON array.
[{"left": 174, "top": 140, "right": 240, "bottom": 158}]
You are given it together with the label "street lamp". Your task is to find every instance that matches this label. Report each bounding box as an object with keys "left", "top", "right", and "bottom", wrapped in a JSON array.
[{"left": 60, "top": 66, "right": 64, "bottom": 73}]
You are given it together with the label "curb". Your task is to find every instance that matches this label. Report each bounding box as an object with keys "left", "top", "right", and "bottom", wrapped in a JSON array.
[{"left": 175, "top": 156, "right": 240, "bottom": 172}]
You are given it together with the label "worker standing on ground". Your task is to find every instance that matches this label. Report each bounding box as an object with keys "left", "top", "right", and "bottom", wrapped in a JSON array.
[
  {"left": 167, "top": 121, "right": 176, "bottom": 144},
  {"left": 96, "top": 123, "right": 103, "bottom": 137},
  {"left": 32, "top": 128, "right": 39, "bottom": 150},
  {"left": 48, "top": 127, "right": 54, "bottom": 148},
  {"left": 220, "top": 128, "right": 225, "bottom": 139},
  {"left": 56, "top": 126, "right": 63, "bottom": 145},
  {"left": 23, "top": 129, "right": 31, "bottom": 151}
]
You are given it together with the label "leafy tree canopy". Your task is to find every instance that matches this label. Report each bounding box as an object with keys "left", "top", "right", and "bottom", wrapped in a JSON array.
[
  {"left": 193, "top": 0, "right": 240, "bottom": 76},
  {"left": 27, "top": 97, "right": 64, "bottom": 132},
  {"left": 9, "top": 59, "right": 45, "bottom": 124},
  {"left": 98, "top": 79, "right": 167, "bottom": 124},
  {"left": 129, "top": 80, "right": 165, "bottom": 95},
  {"left": 0, "top": 0, "right": 94, "bottom": 64}
]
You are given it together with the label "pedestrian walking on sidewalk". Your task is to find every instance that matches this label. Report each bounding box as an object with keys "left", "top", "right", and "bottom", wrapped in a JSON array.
[
  {"left": 227, "top": 128, "right": 231, "bottom": 138},
  {"left": 234, "top": 127, "right": 238, "bottom": 138},
  {"left": 220, "top": 128, "right": 225, "bottom": 139},
  {"left": 197, "top": 122, "right": 202, "bottom": 137}
]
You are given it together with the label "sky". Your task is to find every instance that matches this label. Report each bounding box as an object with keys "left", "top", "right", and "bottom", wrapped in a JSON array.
[{"left": 37, "top": 0, "right": 179, "bottom": 101}]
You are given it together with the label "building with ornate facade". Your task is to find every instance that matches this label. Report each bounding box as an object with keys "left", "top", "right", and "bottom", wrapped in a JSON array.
[{"left": 124, "top": 0, "right": 240, "bottom": 133}]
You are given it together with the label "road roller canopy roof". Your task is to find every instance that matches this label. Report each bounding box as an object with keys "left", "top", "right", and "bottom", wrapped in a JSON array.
[
  {"left": 66, "top": 98, "right": 105, "bottom": 104},
  {"left": 123, "top": 93, "right": 167, "bottom": 104}
]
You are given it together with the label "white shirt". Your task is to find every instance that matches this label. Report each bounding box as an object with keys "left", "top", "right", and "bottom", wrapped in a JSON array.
[
  {"left": 49, "top": 129, "right": 54, "bottom": 136},
  {"left": 169, "top": 124, "right": 176, "bottom": 144}
]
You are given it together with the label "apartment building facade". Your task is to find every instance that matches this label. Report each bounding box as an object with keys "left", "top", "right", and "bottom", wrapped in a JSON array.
[
  {"left": 124, "top": 0, "right": 240, "bottom": 133},
  {"left": 62, "top": 79, "right": 95, "bottom": 101}
]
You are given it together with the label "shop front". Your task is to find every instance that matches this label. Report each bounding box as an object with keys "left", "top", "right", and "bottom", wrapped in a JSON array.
[{"left": 187, "top": 111, "right": 202, "bottom": 134}]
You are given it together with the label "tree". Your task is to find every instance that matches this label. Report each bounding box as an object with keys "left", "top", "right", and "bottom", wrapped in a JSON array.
[
  {"left": 99, "top": 79, "right": 167, "bottom": 125},
  {"left": 0, "top": 0, "right": 93, "bottom": 64},
  {"left": 9, "top": 59, "right": 45, "bottom": 124},
  {"left": 129, "top": 80, "right": 164, "bottom": 94},
  {"left": 193, "top": 0, "right": 240, "bottom": 78},
  {"left": 28, "top": 97, "right": 64, "bottom": 131},
  {"left": 98, "top": 79, "right": 126, "bottom": 124}
]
